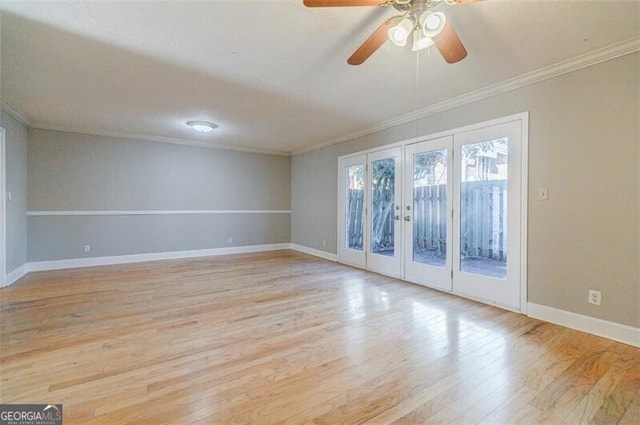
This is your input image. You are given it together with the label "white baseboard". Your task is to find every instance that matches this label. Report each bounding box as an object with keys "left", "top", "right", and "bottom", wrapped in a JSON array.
[
  {"left": 528, "top": 302, "right": 639, "bottom": 348},
  {"left": 290, "top": 244, "right": 338, "bottom": 262},
  {"left": 4, "top": 264, "right": 29, "bottom": 287},
  {"left": 2, "top": 243, "right": 337, "bottom": 287},
  {"left": 26, "top": 243, "right": 291, "bottom": 273}
]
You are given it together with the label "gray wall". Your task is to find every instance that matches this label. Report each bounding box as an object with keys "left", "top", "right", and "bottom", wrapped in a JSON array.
[
  {"left": 291, "top": 52, "right": 639, "bottom": 328},
  {"left": 1, "top": 112, "right": 28, "bottom": 273},
  {"left": 28, "top": 129, "right": 291, "bottom": 261}
]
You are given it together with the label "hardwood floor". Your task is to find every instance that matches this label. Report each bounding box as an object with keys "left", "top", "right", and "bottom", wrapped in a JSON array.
[{"left": 1, "top": 250, "right": 638, "bottom": 424}]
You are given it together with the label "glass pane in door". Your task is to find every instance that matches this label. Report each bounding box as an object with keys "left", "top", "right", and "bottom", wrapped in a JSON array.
[
  {"left": 371, "top": 158, "right": 395, "bottom": 257},
  {"left": 345, "top": 164, "right": 364, "bottom": 250},
  {"left": 413, "top": 149, "right": 447, "bottom": 267},
  {"left": 460, "top": 138, "right": 508, "bottom": 278}
]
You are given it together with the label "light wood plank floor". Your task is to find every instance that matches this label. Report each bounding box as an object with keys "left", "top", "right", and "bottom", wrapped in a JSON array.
[{"left": 1, "top": 250, "right": 638, "bottom": 424}]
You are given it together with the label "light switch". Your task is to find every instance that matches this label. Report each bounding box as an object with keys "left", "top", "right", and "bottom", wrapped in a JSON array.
[
  {"left": 538, "top": 188, "right": 549, "bottom": 201},
  {"left": 7, "top": 192, "right": 12, "bottom": 201}
]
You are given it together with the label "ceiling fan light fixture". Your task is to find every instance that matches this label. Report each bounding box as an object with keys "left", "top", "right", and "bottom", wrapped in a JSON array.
[
  {"left": 388, "top": 17, "right": 414, "bottom": 47},
  {"left": 420, "top": 11, "right": 446, "bottom": 38},
  {"left": 186, "top": 121, "right": 217, "bottom": 133},
  {"left": 412, "top": 31, "right": 434, "bottom": 51}
]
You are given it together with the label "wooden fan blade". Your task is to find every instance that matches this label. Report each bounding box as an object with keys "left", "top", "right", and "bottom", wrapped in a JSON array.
[
  {"left": 433, "top": 20, "right": 467, "bottom": 64},
  {"left": 347, "top": 18, "right": 397, "bottom": 65},
  {"left": 303, "top": 0, "right": 385, "bottom": 7}
]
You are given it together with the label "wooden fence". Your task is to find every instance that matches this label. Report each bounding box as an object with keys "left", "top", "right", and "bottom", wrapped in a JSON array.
[
  {"left": 413, "top": 185, "right": 447, "bottom": 254},
  {"left": 459, "top": 180, "right": 507, "bottom": 261},
  {"left": 346, "top": 180, "right": 507, "bottom": 260},
  {"left": 346, "top": 189, "right": 364, "bottom": 249}
]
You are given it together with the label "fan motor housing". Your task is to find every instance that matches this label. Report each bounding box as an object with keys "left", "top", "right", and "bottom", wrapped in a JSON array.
[{"left": 391, "top": 0, "right": 436, "bottom": 14}]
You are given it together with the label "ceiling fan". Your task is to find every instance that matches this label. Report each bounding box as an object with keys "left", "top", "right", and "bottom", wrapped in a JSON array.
[{"left": 303, "top": 0, "right": 481, "bottom": 65}]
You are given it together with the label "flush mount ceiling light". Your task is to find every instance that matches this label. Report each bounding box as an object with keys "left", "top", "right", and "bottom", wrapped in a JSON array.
[{"left": 186, "top": 121, "right": 217, "bottom": 133}]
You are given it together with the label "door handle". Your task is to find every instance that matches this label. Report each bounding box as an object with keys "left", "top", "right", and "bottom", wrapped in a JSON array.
[
  {"left": 394, "top": 215, "right": 400, "bottom": 221},
  {"left": 404, "top": 216, "right": 411, "bottom": 222}
]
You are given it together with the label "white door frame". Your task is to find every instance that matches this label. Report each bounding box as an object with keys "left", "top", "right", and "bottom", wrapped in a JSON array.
[
  {"left": 0, "top": 126, "right": 6, "bottom": 287},
  {"left": 336, "top": 112, "right": 528, "bottom": 313}
]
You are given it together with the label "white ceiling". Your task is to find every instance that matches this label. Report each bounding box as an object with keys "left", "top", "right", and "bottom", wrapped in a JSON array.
[{"left": 1, "top": 0, "right": 639, "bottom": 155}]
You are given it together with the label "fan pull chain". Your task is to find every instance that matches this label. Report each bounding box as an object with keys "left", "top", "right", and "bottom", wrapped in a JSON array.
[{"left": 415, "top": 48, "right": 421, "bottom": 141}]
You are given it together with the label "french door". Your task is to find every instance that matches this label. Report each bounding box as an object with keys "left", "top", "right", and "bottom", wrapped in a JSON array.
[
  {"left": 338, "top": 154, "right": 367, "bottom": 268},
  {"left": 338, "top": 116, "right": 526, "bottom": 311},
  {"left": 452, "top": 121, "right": 522, "bottom": 310},
  {"left": 404, "top": 136, "right": 453, "bottom": 292},
  {"left": 337, "top": 148, "right": 402, "bottom": 276},
  {"left": 366, "top": 148, "right": 402, "bottom": 277}
]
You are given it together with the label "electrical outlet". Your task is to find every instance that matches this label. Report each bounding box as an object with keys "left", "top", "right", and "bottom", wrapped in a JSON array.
[
  {"left": 227, "top": 237, "right": 233, "bottom": 244},
  {"left": 83, "top": 244, "right": 91, "bottom": 253},
  {"left": 588, "top": 290, "right": 601, "bottom": 306}
]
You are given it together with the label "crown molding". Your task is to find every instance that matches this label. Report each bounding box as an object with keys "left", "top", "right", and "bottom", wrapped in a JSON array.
[
  {"left": 292, "top": 37, "right": 640, "bottom": 156},
  {"left": 0, "top": 99, "right": 290, "bottom": 156},
  {"left": 28, "top": 122, "right": 291, "bottom": 156},
  {"left": 3, "top": 37, "right": 638, "bottom": 157},
  {"left": 0, "top": 98, "right": 33, "bottom": 126}
]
